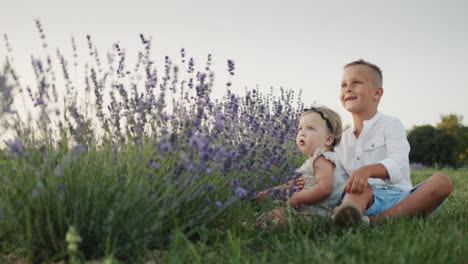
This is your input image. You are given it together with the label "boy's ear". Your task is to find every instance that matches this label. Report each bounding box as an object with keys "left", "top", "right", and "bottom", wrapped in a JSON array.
[{"left": 374, "top": 87, "right": 384, "bottom": 101}]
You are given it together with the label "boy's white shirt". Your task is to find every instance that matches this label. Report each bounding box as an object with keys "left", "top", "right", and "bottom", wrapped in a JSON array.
[{"left": 335, "top": 112, "right": 413, "bottom": 191}]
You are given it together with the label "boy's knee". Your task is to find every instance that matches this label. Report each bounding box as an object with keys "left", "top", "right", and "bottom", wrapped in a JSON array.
[{"left": 432, "top": 172, "right": 453, "bottom": 197}]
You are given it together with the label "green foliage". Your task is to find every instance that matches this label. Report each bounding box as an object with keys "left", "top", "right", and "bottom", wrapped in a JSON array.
[
  {"left": 0, "top": 141, "right": 229, "bottom": 261},
  {"left": 407, "top": 125, "right": 458, "bottom": 167},
  {"left": 437, "top": 114, "right": 468, "bottom": 164},
  {"left": 147, "top": 169, "right": 468, "bottom": 264}
]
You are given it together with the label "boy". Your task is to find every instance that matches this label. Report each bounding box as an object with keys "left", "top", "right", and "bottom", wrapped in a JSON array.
[{"left": 332, "top": 59, "right": 452, "bottom": 227}]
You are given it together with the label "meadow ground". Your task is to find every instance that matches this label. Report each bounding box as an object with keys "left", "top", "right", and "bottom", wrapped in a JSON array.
[
  {"left": 1, "top": 168, "right": 466, "bottom": 264},
  {"left": 148, "top": 168, "right": 467, "bottom": 264}
]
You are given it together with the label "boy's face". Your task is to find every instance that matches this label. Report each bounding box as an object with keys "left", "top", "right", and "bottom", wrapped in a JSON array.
[{"left": 340, "top": 65, "right": 382, "bottom": 115}]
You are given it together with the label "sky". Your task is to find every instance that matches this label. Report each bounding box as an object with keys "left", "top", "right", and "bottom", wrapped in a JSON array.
[{"left": 1, "top": 0, "right": 467, "bottom": 129}]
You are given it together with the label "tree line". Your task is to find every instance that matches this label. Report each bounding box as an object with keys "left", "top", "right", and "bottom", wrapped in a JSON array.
[{"left": 407, "top": 114, "right": 467, "bottom": 168}]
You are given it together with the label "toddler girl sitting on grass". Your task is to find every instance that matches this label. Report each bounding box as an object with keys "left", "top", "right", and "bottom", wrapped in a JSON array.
[{"left": 255, "top": 106, "right": 347, "bottom": 227}]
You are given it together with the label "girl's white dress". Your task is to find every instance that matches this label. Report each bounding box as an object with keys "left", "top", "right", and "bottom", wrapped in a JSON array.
[{"left": 293, "top": 148, "right": 347, "bottom": 218}]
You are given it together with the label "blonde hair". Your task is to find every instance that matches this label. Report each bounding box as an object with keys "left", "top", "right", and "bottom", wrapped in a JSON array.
[
  {"left": 301, "top": 106, "right": 343, "bottom": 151},
  {"left": 345, "top": 59, "right": 383, "bottom": 87}
]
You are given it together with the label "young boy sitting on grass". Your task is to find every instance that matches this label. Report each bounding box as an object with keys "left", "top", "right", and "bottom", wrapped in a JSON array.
[{"left": 331, "top": 59, "right": 452, "bottom": 227}]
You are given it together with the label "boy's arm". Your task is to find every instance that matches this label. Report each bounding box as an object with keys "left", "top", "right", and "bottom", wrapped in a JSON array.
[
  {"left": 345, "top": 119, "right": 410, "bottom": 194},
  {"left": 344, "top": 163, "right": 387, "bottom": 193},
  {"left": 289, "top": 156, "right": 334, "bottom": 207},
  {"left": 378, "top": 119, "right": 410, "bottom": 184}
]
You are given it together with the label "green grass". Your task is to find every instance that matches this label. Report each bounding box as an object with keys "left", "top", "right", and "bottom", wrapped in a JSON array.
[
  {"left": 1, "top": 169, "right": 467, "bottom": 263},
  {"left": 146, "top": 169, "right": 468, "bottom": 264}
]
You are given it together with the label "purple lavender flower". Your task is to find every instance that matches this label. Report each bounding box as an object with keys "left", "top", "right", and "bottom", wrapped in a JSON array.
[
  {"left": 149, "top": 160, "right": 160, "bottom": 169},
  {"left": 5, "top": 139, "right": 23, "bottom": 157},
  {"left": 200, "top": 151, "right": 210, "bottom": 162},
  {"left": 32, "top": 188, "right": 39, "bottom": 198},
  {"left": 227, "top": 59, "right": 235, "bottom": 76},
  {"left": 34, "top": 97, "right": 45, "bottom": 107},
  {"left": 205, "top": 54, "right": 212, "bottom": 71},
  {"left": 159, "top": 142, "right": 172, "bottom": 154},
  {"left": 215, "top": 201, "right": 222, "bottom": 208},
  {"left": 57, "top": 183, "right": 65, "bottom": 192},
  {"left": 214, "top": 116, "right": 225, "bottom": 131},
  {"left": 72, "top": 143, "right": 87, "bottom": 154},
  {"left": 139, "top": 33, "right": 149, "bottom": 44},
  {"left": 235, "top": 187, "right": 247, "bottom": 199},
  {"left": 180, "top": 48, "right": 186, "bottom": 63},
  {"left": 187, "top": 58, "right": 195, "bottom": 73},
  {"left": 231, "top": 179, "right": 240, "bottom": 187},
  {"left": 57, "top": 184, "right": 65, "bottom": 200},
  {"left": 55, "top": 165, "right": 63, "bottom": 176},
  {"left": 410, "top": 163, "right": 426, "bottom": 170},
  {"left": 39, "top": 145, "right": 49, "bottom": 158}
]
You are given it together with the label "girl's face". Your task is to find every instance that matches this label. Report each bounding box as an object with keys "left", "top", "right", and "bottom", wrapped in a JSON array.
[{"left": 296, "top": 112, "right": 333, "bottom": 157}]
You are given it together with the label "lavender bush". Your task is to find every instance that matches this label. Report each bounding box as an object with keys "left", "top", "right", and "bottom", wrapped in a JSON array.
[{"left": 0, "top": 21, "right": 304, "bottom": 261}]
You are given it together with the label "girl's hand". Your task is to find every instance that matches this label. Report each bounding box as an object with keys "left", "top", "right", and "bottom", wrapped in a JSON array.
[
  {"left": 256, "top": 190, "right": 269, "bottom": 200},
  {"left": 289, "top": 192, "right": 301, "bottom": 208},
  {"left": 295, "top": 177, "right": 305, "bottom": 191}
]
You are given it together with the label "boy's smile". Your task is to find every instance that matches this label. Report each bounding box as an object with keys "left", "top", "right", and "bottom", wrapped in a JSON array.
[
  {"left": 340, "top": 65, "right": 382, "bottom": 117},
  {"left": 344, "top": 96, "right": 357, "bottom": 102}
]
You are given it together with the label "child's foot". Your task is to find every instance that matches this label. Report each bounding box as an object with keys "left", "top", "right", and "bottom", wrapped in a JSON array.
[{"left": 332, "top": 201, "right": 366, "bottom": 228}]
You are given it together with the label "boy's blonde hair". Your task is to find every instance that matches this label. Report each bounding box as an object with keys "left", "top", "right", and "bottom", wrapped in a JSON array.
[
  {"left": 301, "top": 106, "right": 343, "bottom": 151},
  {"left": 345, "top": 59, "right": 383, "bottom": 87}
]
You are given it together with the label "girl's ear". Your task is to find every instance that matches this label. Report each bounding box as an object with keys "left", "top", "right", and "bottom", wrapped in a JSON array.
[{"left": 325, "top": 135, "right": 334, "bottom": 147}]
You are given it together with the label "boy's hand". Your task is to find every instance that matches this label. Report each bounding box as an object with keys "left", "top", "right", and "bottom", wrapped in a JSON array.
[
  {"left": 295, "top": 177, "right": 305, "bottom": 191},
  {"left": 344, "top": 166, "right": 371, "bottom": 194}
]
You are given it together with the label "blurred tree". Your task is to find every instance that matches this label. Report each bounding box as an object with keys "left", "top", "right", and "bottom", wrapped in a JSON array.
[
  {"left": 407, "top": 125, "right": 458, "bottom": 167},
  {"left": 436, "top": 114, "right": 468, "bottom": 164}
]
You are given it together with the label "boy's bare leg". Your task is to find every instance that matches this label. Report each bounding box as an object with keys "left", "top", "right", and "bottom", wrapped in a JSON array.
[
  {"left": 369, "top": 172, "right": 452, "bottom": 224},
  {"left": 332, "top": 185, "right": 373, "bottom": 227},
  {"left": 340, "top": 185, "right": 374, "bottom": 213}
]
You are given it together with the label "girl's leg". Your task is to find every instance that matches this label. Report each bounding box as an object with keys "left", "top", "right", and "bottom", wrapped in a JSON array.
[
  {"left": 370, "top": 172, "right": 452, "bottom": 224},
  {"left": 258, "top": 207, "right": 287, "bottom": 226}
]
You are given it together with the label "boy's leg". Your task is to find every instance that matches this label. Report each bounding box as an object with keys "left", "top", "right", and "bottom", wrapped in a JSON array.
[
  {"left": 369, "top": 172, "right": 452, "bottom": 224},
  {"left": 340, "top": 185, "right": 374, "bottom": 213},
  {"left": 332, "top": 185, "right": 373, "bottom": 227}
]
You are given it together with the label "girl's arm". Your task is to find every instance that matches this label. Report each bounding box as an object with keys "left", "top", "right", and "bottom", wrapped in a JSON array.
[
  {"left": 256, "top": 178, "right": 304, "bottom": 200},
  {"left": 289, "top": 156, "right": 334, "bottom": 207}
]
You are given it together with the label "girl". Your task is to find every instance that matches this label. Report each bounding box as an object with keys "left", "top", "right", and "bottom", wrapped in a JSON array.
[{"left": 256, "top": 106, "right": 347, "bottom": 226}]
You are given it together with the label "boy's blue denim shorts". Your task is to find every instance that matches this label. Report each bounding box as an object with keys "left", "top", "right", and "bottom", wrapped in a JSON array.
[
  {"left": 364, "top": 182, "right": 443, "bottom": 216},
  {"left": 364, "top": 185, "right": 415, "bottom": 216},
  {"left": 338, "top": 181, "right": 444, "bottom": 216}
]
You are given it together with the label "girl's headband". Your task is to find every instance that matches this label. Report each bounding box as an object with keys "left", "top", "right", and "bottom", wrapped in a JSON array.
[{"left": 303, "top": 107, "right": 334, "bottom": 133}]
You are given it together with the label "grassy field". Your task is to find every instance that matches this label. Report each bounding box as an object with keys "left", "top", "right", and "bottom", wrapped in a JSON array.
[
  {"left": 145, "top": 168, "right": 467, "bottom": 264},
  {"left": 2, "top": 168, "right": 466, "bottom": 263}
]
